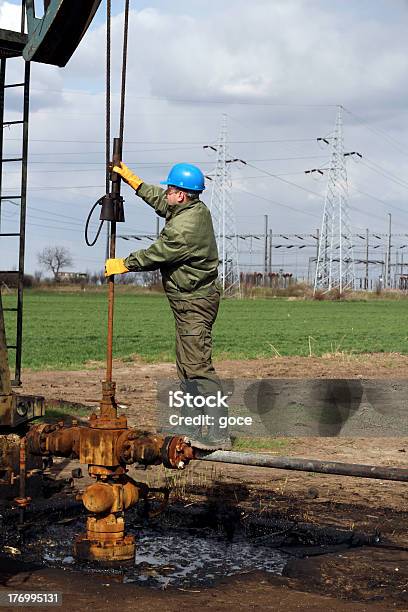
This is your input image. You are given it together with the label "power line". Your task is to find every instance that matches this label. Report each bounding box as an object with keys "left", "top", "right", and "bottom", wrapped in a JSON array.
[
  {"left": 359, "top": 157, "right": 408, "bottom": 192},
  {"left": 4, "top": 136, "right": 319, "bottom": 145},
  {"left": 27, "top": 87, "right": 339, "bottom": 108},
  {"left": 245, "top": 162, "right": 324, "bottom": 200},
  {"left": 350, "top": 186, "right": 408, "bottom": 220},
  {"left": 347, "top": 202, "right": 397, "bottom": 225},
  {"left": 343, "top": 106, "right": 408, "bottom": 157},
  {"left": 232, "top": 185, "right": 320, "bottom": 219},
  {"left": 7, "top": 153, "right": 329, "bottom": 163}
]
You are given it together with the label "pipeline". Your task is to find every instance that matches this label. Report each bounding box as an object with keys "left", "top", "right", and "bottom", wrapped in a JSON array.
[{"left": 197, "top": 451, "right": 408, "bottom": 483}]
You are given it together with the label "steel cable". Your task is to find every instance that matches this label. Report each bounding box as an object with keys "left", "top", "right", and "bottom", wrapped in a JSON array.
[
  {"left": 119, "top": 0, "right": 130, "bottom": 143},
  {"left": 84, "top": 198, "right": 104, "bottom": 246},
  {"left": 104, "top": 0, "right": 111, "bottom": 257},
  {"left": 105, "top": 0, "right": 111, "bottom": 195},
  {"left": 84, "top": 1, "right": 130, "bottom": 249}
]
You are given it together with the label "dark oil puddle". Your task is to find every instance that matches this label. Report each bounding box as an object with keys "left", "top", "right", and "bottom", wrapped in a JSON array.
[{"left": 2, "top": 511, "right": 289, "bottom": 589}]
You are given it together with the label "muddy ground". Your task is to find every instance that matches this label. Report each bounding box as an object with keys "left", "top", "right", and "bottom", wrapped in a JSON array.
[{"left": 1, "top": 353, "right": 407, "bottom": 611}]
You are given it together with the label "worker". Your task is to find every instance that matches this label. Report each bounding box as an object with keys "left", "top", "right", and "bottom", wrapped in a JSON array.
[{"left": 105, "top": 162, "right": 231, "bottom": 450}]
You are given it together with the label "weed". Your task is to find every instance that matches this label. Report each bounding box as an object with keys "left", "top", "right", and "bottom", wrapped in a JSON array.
[
  {"left": 268, "top": 343, "right": 282, "bottom": 357},
  {"left": 276, "top": 476, "right": 289, "bottom": 496}
]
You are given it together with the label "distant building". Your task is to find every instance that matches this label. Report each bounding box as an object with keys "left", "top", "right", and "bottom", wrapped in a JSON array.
[
  {"left": 399, "top": 275, "right": 408, "bottom": 291},
  {"left": 58, "top": 271, "right": 88, "bottom": 283}
]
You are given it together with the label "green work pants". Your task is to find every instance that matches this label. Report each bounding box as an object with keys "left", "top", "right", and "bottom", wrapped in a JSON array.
[{"left": 168, "top": 291, "right": 221, "bottom": 397}]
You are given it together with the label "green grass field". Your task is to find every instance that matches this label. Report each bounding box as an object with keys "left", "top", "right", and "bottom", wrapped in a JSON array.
[{"left": 2, "top": 290, "right": 408, "bottom": 369}]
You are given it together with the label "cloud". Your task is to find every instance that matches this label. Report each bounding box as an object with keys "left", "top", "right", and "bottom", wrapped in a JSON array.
[
  {"left": 1, "top": 0, "right": 408, "bottom": 279},
  {"left": 0, "top": 0, "right": 20, "bottom": 30},
  {"left": 102, "top": 2, "right": 408, "bottom": 112}
]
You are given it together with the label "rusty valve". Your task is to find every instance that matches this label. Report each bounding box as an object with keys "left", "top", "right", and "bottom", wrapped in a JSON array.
[
  {"left": 81, "top": 477, "right": 140, "bottom": 514},
  {"left": 26, "top": 420, "right": 194, "bottom": 564},
  {"left": 27, "top": 424, "right": 194, "bottom": 472},
  {"left": 74, "top": 475, "right": 143, "bottom": 563}
]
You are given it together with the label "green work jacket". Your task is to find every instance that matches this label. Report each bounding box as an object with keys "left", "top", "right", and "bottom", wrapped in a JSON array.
[{"left": 124, "top": 183, "right": 219, "bottom": 299}]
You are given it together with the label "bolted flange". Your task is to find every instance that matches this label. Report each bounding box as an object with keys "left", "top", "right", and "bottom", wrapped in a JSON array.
[{"left": 74, "top": 513, "right": 135, "bottom": 563}]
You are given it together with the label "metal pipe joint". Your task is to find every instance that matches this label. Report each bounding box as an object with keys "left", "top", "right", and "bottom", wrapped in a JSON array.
[
  {"left": 27, "top": 423, "right": 194, "bottom": 471},
  {"left": 81, "top": 475, "right": 140, "bottom": 514}
]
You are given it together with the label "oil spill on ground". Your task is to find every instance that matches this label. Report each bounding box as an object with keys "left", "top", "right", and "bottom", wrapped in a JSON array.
[{"left": 2, "top": 511, "right": 289, "bottom": 589}]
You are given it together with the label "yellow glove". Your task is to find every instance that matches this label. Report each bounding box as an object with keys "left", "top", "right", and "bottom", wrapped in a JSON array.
[
  {"left": 105, "top": 258, "right": 129, "bottom": 277},
  {"left": 112, "top": 161, "right": 143, "bottom": 191}
]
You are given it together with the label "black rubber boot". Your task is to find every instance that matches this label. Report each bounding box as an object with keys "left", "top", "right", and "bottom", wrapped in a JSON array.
[
  {"left": 198, "top": 401, "right": 232, "bottom": 451},
  {"left": 160, "top": 379, "right": 207, "bottom": 445}
]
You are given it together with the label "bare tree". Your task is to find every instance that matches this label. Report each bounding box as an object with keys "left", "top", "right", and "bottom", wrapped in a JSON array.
[
  {"left": 33, "top": 270, "right": 43, "bottom": 283},
  {"left": 116, "top": 272, "right": 137, "bottom": 285},
  {"left": 37, "top": 246, "right": 73, "bottom": 281},
  {"left": 139, "top": 271, "right": 162, "bottom": 289}
]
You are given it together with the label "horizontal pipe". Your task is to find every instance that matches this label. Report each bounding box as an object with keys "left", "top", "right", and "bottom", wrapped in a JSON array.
[{"left": 197, "top": 451, "right": 408, "bottom": 482}]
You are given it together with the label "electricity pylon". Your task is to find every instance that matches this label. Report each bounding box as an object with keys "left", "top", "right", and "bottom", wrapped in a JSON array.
[
  {"left": 206, "top": 115, "right": 241, "bottom": 297},
  {"left": 314, "top": 106, "right": 357, "bottom": 293}
]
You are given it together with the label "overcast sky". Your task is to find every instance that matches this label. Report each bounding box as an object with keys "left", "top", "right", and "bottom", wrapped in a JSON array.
[{"left": 1, "top": 0, "right": 408, "bottom": 277}]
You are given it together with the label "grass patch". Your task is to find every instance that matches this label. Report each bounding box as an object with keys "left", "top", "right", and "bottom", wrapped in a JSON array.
[
  {"left": 2, "top": 290, "right": 408, "bottom": 369},
  {"left": 37, "top": 402, "right": 91, "bottom": 423},
  {"left": 232, "top": 437, "right": 289, "bottom": 452}
]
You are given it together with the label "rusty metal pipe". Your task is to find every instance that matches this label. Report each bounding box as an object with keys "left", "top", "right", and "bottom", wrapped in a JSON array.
[
  {"left": 106, "top": 253, "right": 115, "bottom": 385},
  {"left": 116, "top": 429, "right": 165, "bottom": 465},
  {"left": 18, "top": 437, "right": 26, "bottom": 524},
  {"left": 27, "top": 425, "right": 193, "bottom": 471},
  {"left": 27, "top": 424, "right": 79, "bottom": 458},
  {"left": 14, "top": 437, "right": 32, "bottom": 522},
  {"left": 116, "top": 431, "right": 194, "bottom": 469},
  {"left": 47, "top": 427, "right": 79, "bottom": 457},
  {"left": 197, "top": 451, "right": 408, "bottom": 483},
  {"left": 105, "top": 137, "right": 122, "bottom": 387}
]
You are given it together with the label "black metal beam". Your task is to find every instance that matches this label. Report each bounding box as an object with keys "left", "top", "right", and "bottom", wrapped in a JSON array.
[
  {"left": 0, "top": 29, "right": 27, "bottom": 58},
  {"left": 0, "top": 58, "right": 4, "bottom": 234},
  {"left": 13, "top": 61, "right": 30, "bottom": 387},
  {"left": 23, "top": 0, "right": 102, "bottom": 67}
]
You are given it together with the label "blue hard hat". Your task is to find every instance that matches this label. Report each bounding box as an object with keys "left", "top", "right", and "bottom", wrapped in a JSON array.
[{"left": 160, "top": 163, "right": 205, "bottom": 192}]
